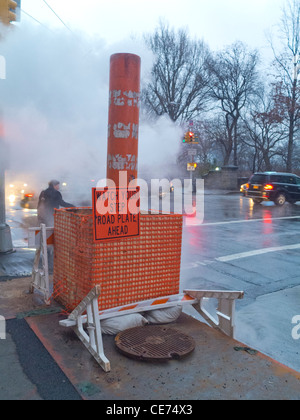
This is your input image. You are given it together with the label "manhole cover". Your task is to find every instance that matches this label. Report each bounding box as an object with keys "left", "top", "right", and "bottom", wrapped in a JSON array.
[{"left": 115, "top": 325, "right": 195, "bottom": 362}]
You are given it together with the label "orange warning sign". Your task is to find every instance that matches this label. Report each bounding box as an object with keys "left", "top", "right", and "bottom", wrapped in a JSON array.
[{"left": 92, "top": 187, "right": 140, "bottom": 242}]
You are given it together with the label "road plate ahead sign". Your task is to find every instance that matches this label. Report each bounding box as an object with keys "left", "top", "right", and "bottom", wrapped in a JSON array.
[{"left": 92, "top": 187, "right": 140, "bottom": 242}]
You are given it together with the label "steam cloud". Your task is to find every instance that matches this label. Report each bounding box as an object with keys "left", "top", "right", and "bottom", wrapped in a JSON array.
[{"left": 0, "top": 23, "right": 181, "bottom": 203}]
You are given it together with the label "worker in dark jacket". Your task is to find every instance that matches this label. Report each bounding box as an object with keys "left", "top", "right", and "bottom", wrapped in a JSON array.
[{"left": 37, "top": 180, "right": 75, "bottom": 226}]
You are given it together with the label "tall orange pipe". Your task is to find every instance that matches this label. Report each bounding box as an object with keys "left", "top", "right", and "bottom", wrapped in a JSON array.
[{"left": 106, "top": 53, "right": 141, "bottom": 187}]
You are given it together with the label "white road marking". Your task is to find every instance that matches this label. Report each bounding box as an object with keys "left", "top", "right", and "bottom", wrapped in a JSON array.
[
  {"left": 200, "top": 215, "right": 300, "bottom": 227},
  {"left": 182, "top": 215, "right": 300, "bottom": 268},
  {"left": 216, "top": 243, "right": 300, "bottom": 262},
  {"left": 12, "top": 239, "right": 28, "bottom": 248}
]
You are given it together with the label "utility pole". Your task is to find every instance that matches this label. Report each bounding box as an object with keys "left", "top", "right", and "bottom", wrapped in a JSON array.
[
  {"left": 182, "top": 121, "right": 198, "bottom": 193},
  {"left": 0, "top": 118, "right": 13, "bottom": 253},
  {"left": 0, "top": 0, "right": 19, "bottom": 253}
]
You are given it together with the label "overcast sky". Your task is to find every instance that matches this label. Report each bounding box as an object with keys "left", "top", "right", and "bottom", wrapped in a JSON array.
[
  {"left": 0, "top": 0, "right": 289, "bottom": 188},
  {"left": 20, "top": 0, "right": 285, "bottom": 53}
]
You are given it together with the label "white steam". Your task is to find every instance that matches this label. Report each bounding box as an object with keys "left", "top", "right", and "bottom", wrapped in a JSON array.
[{"left": 0, "top": 23, "right": 181, "bottom": 203}]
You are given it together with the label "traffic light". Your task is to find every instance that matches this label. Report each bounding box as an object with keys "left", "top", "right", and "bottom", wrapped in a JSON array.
[
  {"left": 182, "top": 131, "right": 199, "bottom": 144},
  {"left": 183, "top": 132, "right": 189, "bottom": 143},
  {"left": 188, "top": 131, "right": 194, "bottom": 142},
  {"left": 0, "top": 0, "right": 18, "bottom": 25}
]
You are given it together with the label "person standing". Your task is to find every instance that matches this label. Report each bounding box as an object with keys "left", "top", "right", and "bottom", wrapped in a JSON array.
[{"left": 37, "top": 180, "right": 75, "bottom": 227}]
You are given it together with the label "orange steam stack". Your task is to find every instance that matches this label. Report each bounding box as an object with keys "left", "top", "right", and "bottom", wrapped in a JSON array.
[{"left": 107, "top": 53, "right": 141, "bottom": 186}]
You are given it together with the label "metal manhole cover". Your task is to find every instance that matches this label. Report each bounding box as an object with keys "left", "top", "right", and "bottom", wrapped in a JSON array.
[{"left": 115, "top": 325, "right": 195, "bottom": 362}]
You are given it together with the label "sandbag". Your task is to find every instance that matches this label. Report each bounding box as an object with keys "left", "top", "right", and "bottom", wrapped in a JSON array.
[
  {"left": 144, "top": 306, "right": 182, "bottom": 324},
  {"left": 101, "top": 313, "right": 149, "bottom": 335}
]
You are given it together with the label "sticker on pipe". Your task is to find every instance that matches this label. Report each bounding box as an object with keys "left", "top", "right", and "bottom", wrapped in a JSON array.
[{"left": 92, "top": 187, "right": 140, "bottom": 242}]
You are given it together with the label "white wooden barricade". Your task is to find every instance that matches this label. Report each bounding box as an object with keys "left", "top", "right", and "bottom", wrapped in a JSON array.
[
  {"left": 28, "top": 224, "right": 54, "bottom": 305},
  {"left": 27, "top": 224, "right": 244, "bottom": 371},
  {"left": 59, "top": 286, "right": 244, "bottom": 372}
]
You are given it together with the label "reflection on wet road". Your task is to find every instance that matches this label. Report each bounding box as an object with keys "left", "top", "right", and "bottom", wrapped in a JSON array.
[
  {"left": 181, "top": 193, "right": 300, "bottom": 373},
  {"left": 6, "top": 205, "right": 38, "bottom": 248},
  {"left": 204, "top": 194, "right": 300, "bottom": 223},
  {"left": 182, "top": 194, "right": 300, "bottom": 268}
]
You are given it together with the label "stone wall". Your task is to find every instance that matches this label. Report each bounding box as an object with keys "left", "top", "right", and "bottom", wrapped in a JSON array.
[{"left": 203, "top": 166, "right": 239, "bottom": 190}]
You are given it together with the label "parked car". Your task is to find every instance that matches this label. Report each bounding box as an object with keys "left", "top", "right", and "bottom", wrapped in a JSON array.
[{"left": 245, "top": 172, "right": 300, "bottom": 205}]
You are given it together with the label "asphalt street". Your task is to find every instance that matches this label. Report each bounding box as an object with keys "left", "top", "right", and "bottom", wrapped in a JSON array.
[{"left": 180, "top": 193, "right": 300, "bottom": 372}]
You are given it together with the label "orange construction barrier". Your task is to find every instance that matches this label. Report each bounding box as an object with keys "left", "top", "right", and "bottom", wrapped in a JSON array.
[{"left": 53, "top": 208, "right": 182, "bottom": 312}]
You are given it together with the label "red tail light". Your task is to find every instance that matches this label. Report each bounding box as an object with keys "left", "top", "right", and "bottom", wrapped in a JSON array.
[
  {"left": 25, "top": 193, "right": 34, "bottom": 197},
  {"left": 264, "top": 184, "right": 274, "bottom": 191}
]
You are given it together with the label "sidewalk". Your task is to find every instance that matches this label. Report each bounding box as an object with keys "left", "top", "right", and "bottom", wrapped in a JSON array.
[
  {"left": 0, "top": 247, "right": 81, "bottom": 400},
  {"left": 0, "top": 276, "right": 300, "bottom": 400},
  {"left": 0, "top": 276, "right": 82, "bottom": 400},
  {"left": 0, "top": 248, "right": 35, "bottom": 280},
  {"left": 2, "top": 317, "right": 81, "bottom": 400}
]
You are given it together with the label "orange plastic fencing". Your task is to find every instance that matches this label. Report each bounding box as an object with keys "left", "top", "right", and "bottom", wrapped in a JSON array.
[{"left": 53, "top": 208, "right": 183, "bottom": 312}]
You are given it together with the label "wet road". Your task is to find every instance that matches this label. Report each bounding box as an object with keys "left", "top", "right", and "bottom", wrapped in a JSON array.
[
  {"left": 5, "top": 205, "right": 37, "bottom": 248},
  {"left": 181, "top": 193, "right": 300, "bottom": 295},
  {"left": 180, "top": 193, "right": 300, "bottom": 373}
]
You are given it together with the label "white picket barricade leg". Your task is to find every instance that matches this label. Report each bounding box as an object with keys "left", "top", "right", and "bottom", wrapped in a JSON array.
[
  {"left": 29, "top": 224, "right": 53, "bottom": 305},
  {"left": 184, "top": 289, "right": 244, "bottom": 338},
  {"left": 66, "top": 285, "right": 110, "bottom": 372},
  {"left": 59, "top": 286, "right": 244, "bottom": 372}
]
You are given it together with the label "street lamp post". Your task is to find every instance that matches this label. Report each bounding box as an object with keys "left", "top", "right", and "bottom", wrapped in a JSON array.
[
  {"left": 0, "top": 0, "right": 20, "bottom": 253},
  {"left": 0, "top": 127, "right": 13, "bottom": 254}
]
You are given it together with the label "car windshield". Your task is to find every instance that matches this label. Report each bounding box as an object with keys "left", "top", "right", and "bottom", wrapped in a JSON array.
[{"left": 250, "top": 174, "right": 268, "bottom": 184}]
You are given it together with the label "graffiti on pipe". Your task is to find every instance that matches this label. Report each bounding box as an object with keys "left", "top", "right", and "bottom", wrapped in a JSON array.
[
  {"left": 109, "top": 90, "right": 140, "bottom": 108},
  {"left": 107, "top": 154, "right": 138, "bottom": 171}
]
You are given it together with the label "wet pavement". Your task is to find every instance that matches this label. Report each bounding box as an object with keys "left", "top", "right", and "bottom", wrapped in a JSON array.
[
  {"left": 23, "top": 311, "right": 300, "bottom": 400},
  {"left": 181, "top": 194, "right": 300, "bottom": 373},
  {"left": 3, "top": 318, "right": 81, "bottom": 400},
  {"left": 0, "top": 205, "right": 37, "bottom": 279},
  {"left": 1, "top": 191, "right": 300, "bottom": 400},
  {"left": 0, "top": 248, "right": 35, "bottom": 280},
  {"left": 1, "top": 278, "right": 300, "bottom": 401}
]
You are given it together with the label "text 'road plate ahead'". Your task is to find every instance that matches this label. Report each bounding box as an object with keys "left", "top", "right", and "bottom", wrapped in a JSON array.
[{"left": 92, "top": 187, "right": 140, "bottom": 242}]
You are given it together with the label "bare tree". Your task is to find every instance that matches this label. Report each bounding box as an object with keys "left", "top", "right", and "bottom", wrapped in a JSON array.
[
  {"left": 142, "top": 21, "right": 211, "bottom": 123},
  {"left": 207, "top": 42, "right": 259, "bottom": 166},
  {"left": 203, "top": 115, "right": 233, "bottom": 166},
  {"left": 242, "top": 87, "right": 286, "bottom": 171},
  {"left": 268, "top": 0, "right": 300, "bottom": 171}
]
